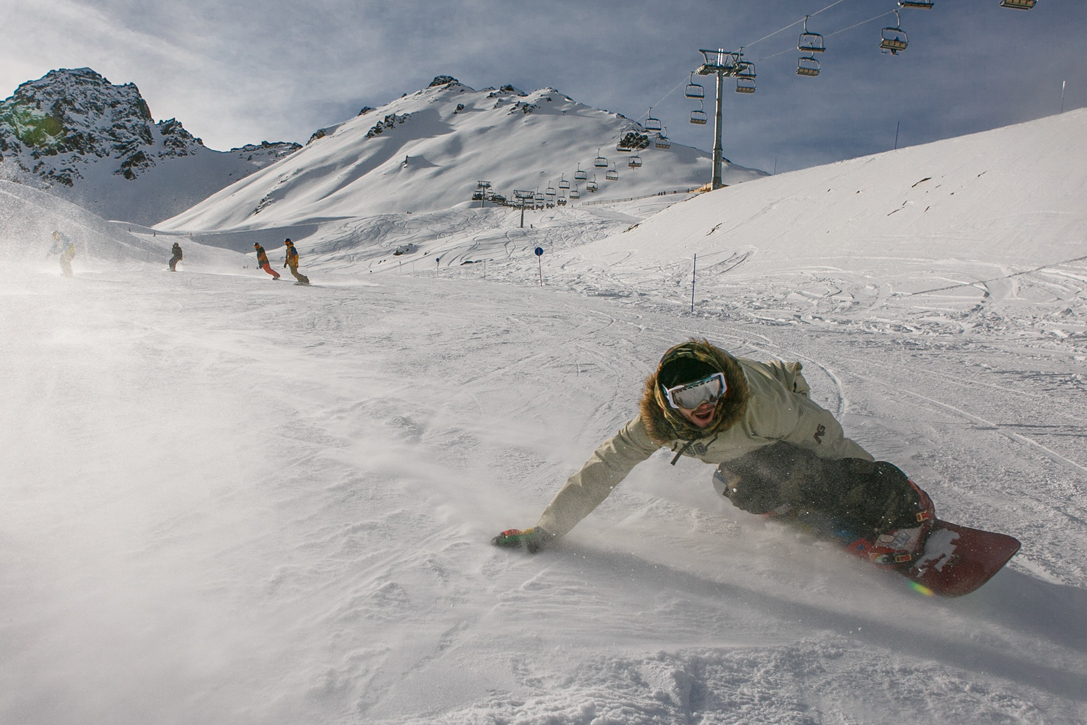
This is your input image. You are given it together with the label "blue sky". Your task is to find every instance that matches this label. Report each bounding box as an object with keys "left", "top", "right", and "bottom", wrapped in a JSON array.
[{"left": 3, "top": 0, "right": 1083, "bottom": 175}]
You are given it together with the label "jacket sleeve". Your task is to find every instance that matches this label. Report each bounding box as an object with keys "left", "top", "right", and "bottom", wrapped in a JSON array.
[{"left": 536, "top": 416, "right": 661, "bottom": 538}]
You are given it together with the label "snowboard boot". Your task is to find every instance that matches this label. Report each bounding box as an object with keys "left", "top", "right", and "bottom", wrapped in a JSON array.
[{"left": 868, "top": 479, "right": 936, "bottom": 569}]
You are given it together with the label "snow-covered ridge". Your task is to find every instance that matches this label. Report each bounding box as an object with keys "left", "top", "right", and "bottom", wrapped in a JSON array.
[
  {"left": 0, "top": 68, "right": 300, "bottom": 225},
  {"left": 156, "top": 76, "right": 766, "bottom": 233}
]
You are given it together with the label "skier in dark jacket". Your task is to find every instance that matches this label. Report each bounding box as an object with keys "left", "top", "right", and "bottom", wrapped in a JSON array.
[
  {"left": 494, "top": 339, "right": 935, "bottom": 568},
  {"left": 254, "top": 243, "right": 281, "bottom": 279},
  {"left": 169, "top": 242, "right": 183, "bottom": 271},
  {"left": 283, "top": 238, "right": 310, "bottom": 285}
]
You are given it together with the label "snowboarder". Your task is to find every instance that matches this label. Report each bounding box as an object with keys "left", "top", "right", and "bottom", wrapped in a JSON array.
[
  {"left": 47, "top": 230, "right": 76, "bottom": 277},
  {"left": 494, "top": 338, "right": 935, "bottom": 568},
  {"left": 283, "top": 238, "right": 310, "bottom": 285},
  {"left": 168, "top": 242, "right": 183, "bottom": 271},
  {"left": 254, "top": 242, "right": 281, "bottom": 280}
]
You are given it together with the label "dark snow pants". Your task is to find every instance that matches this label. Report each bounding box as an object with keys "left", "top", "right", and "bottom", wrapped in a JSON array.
[
  {"left": 713, "top": 442, "right": 929, "bottom": 537},
  {"left": 287, "top": 264, "right": 309, "bottom": 285}
]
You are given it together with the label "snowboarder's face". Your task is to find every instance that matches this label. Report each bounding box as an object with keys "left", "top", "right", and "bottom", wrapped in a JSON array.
[{"left": 677, "top": 401, "right": 716, "bottom": 428}]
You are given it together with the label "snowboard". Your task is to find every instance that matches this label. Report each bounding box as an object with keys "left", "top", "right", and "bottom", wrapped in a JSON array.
[
  {"left": 792, "top": 513, "right": 1020, "bottom": 597},
  {"left": 900, "top": 520, "right": 1021, "bottom": 597}
]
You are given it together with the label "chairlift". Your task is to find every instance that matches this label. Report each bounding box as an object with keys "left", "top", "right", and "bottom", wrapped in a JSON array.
[
  {"left": 899, "top": 0, "right": 934, "bottom": 8},
  {"left": 1000, "top": 0, "right": 1035, "bottom": 8},
  {"left": 644, "top": 107, "right": 662, "bottom": 132},
  {"left": 586, "top": 176, "right": 598, "bottom": 192},
  {"left": 691, "top": 100, "right": 708, "bottom": 125},
  {"left": 570, "top": 186, "right": 581, "bottom": 199},
  {"left": 574, "top": 165, "right": 587, "bottom": 181},
  {"left": 605, "top": 165, "right": 619, "bottom": 181},
  {"left": 796, "top": 55, "right": 821, "bottom": 77},
  {"left": 880, "top": 11, "right": 908, "bottom": 54},
  {"left": 594, "top": 150, "right": 608, "bottom": 168},
  {"left": 655, "top": 129, "right": 671, "bottom": 149},
  {"left": 684, "top": 72, "right": 705, "bottom": 99},
  {"left": 628, "top": 154, "right": 642, "bottom": 168},
  {"left": 558, "top": 176, "right": 570, "bottom": 190},
  {"left": 736, "top": 77, "right": 756, "bottom": 94},
  {"left": 798, "top": 16, "right": 825, "bottom": 54},
  {"left": 616, "top": 139, "right": 632, "bottom": 152},
  {"left": 545, "top": 184, "right": 556, "bottom": 197}
]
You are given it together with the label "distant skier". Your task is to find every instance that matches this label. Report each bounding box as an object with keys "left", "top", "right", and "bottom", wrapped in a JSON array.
[
  {"left": 254, "top": 242, "right": 281, "bottom": 280},
  {"left": 48, "top": 230, "right": 76, "bottom": 277},
  {"left": 283, "top": 238, "right": 310, "bottom": 285},
  {"left": 493, "top": 338, "right": 936, "bottom": 568},
  {"left": 168, "top": 242, "right": 183, "bottom": 271}
]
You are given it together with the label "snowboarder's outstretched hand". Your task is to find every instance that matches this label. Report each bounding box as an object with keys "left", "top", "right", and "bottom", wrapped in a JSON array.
[{"left": 491, "top": 527, "right": 554, "bottom": 553}]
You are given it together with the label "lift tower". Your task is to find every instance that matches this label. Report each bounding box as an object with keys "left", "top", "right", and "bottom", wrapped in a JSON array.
[{"left": 696, "top": 49, "right": 746, "bottom": 190}]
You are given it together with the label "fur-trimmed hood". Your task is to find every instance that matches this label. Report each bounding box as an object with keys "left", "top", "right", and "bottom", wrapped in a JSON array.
[{"left": 639, "top": 339, "right": 750, "bottom": 445}]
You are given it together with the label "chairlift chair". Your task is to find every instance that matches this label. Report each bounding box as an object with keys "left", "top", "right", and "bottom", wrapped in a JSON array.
[
  {"left": 628, "top": 155, "right": 642, "bottom": 169},
  {"left": 655, "top": 130, "right": 671, "bottom": 149},
  {"left": 1000, "top": 0, "right": 1035, "bottom": 8},
  {"left": 616, "top": 140, "right": 632, "bottom": 153},
  {"left": 690, "top": 108, "right": 708, "bottom": 125},
  {"left": 545, "top": 184, "right": 556, "bottom": 197},
  {"left": 594, "top": 151, "right": 609, "bottom": 168},
  {"left": 899, "top": 0, "right": 934, "bottom": 8},
  {"left": 880, "top": 11, "right": 908, "bottom": 54},
  {"left": 558, "top": 176, "right": 570, "bottom": 189},
  {"left": 574, "top": 166, "right": 587, "bottom": 181},
  {"left": 586, "top": 176, "right": 598, "bottom": 192},
  {"left": 605, "top": 165, "right": 619, "bottom": 181},
  {"left": 685, "top": 73, "right": 705, "bottom": 99},
  {"left": 798, "top": 16, "right": 825, "bottom": 54},
  {"left": 735, "top": 61, "right": 756, "bottom": 93},
  {"left": 645, "top": 108, "right": 662, "bottom": 132},
  {"left": 570, "top": 186, "right": 581, "bottom": 199},
  {"left": 797, "top": 55, "right": 821, "bottom": 77}
]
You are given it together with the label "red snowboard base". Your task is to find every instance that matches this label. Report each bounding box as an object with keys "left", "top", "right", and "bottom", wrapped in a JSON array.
[
  {"left": 790, "top": 513, "right": 1020, "bottom": 598},
  {"left": 903, "top": 520, "right": 1021, "bottom": 597}
]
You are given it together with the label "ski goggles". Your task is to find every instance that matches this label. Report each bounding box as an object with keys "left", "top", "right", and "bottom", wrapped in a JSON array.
[{"left": 663, "top": 372, "right": 727, "bottom": 410}]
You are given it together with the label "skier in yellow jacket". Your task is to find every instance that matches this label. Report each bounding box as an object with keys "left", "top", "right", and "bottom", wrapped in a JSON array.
[
  {"left": 283, "top": 238, "right": 309, "bottom": 285},
  {"left": 48, "top": 230, "right": 76, "bottom": 277},
  {"left": 494, "top": 338, "right": 935, "bottom": 568}
]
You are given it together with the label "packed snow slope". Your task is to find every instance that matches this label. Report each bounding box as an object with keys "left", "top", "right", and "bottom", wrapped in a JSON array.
[
  {"left": 2, "top": 109, "right": 1086, "bottom": 724},
  {"left": 0, "top": 179, "right": 241, "bottom": 270},
  {"left": 156, "top": 77, "right": 763, "bottom": 234}
]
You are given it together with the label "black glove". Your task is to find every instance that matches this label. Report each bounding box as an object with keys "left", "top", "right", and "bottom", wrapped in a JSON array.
[{"left": 491, "top": 527, "right": 554, "bottom": 553}]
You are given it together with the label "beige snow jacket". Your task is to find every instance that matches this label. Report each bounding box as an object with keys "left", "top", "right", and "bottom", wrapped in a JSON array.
[{"left": 536, "top": 344, "right": 872, "bottom": 538}]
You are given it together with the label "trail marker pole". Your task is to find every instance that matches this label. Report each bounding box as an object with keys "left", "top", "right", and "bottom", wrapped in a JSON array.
[
  {"left": 535, "top": 247, "right": 544, "bottom": 287},
  {"left": 691, "top": 254, "right": 697, "bottom": 312}
]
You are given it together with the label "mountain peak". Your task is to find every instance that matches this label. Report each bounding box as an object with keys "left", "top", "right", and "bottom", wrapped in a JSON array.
[{"left": 0, "top": 67, "right": 300, "bottom": 224}]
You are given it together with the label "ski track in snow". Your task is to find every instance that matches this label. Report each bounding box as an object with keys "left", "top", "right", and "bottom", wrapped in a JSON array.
[
  {"left": 3, "top": 248, "right": 1086, "bottom": 724},
  {"left": 5, "top": 108, "right": 1087, "bottom": 721}
]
